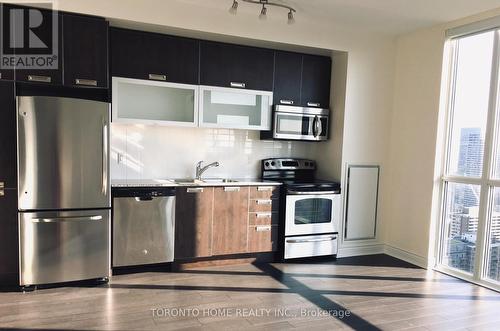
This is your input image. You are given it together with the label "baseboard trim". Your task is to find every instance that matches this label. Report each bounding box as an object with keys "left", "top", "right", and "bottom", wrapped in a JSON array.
[
  {"left": 337, "top": 244, "right": 385, "bottom": 258},
  {"left": 384, "top": 245, "right": 428, "bottom": 269}
]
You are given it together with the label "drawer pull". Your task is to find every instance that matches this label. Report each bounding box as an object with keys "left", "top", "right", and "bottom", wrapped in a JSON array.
[
  {"left": 307, "top": 102, "right": 321, "bottom": 107},
  {"left": 187, "top": 187, "right": 204, "bottom": 193},
  {"left": 257, "top": 186, "right": 274, "bottom": 191},
  {"left": 149, "top": 73, "right": 167, "bottom": 81},
  {"left": 256, "top": 212, "right": 272, "bottom": 218},
  {"left": 0, "top": 182, "right": 4, "bottom": 197},
  {"left": 224, "top": 186, "right": 241, "bottom": 192},
  {"left": 75, "top": 78, "right": 97, "bottom": 86},
  {"left": 230, "top": 81, "right": 246, "bottom": 88},
  {"left": 256, "top": 199, "right": 272, "bottom": 205},
  {"left": 28, "top": 75, "right": 51, "bottom": 83},
  {"left": 280, "top": 99, "right": 294, "bottom": 105},
  {"left": 255, "top": 225, "right": 271, "bottom": 232}
]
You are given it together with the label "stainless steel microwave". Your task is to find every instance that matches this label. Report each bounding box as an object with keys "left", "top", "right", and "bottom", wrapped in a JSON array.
[{"left": 272, "top": 105, "right": 329, "bottom": 141}]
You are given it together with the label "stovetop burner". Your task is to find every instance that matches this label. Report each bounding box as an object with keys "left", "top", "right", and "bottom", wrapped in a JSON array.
[{"left": 261, "top": 158, "right": 341, "bottom": 194}]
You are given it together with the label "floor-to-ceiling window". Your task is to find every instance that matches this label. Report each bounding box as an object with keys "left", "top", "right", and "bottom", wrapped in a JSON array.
[{"left": 438, "top": 27, "right": 500, "bottom": 291}]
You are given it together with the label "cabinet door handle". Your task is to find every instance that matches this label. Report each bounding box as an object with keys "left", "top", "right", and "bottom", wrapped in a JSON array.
[
  {"left": 149, "top": 73, "right": 167, "bottom": 81},
  {"left": 307, "top": 102, "right": 321, "bottom": 107},
  {"left": 256, "top": 199, "right": 272, "bottom": 205},
  {"left": 0, "top": 182, "right": 4, "bottom": 197},
  {"left": 187, "top": 187, "right": 204, "bottom": 193},
  {"left": 280, "top": 99, "right": 294, "bottom": 105},
  {"left": 257, "top": 186, "right": 274, "bottom": 191},
  {"left": 255, "top": 212, "right": 272, "bottom": 218},
  {"left": 255, "top": 225, "right": 271, "bottom": 232},
  {"left": 75, "top": 78, "right": 97, "bottom": 86},
  {"left": 230, "top": 82, "right": 246, "bottom": 88},
  {"left": 224, "top": 186, "right": 241, "bottom": 192},
  {"left": 28, "top": 75, "right": 51, "bottom": 83}
]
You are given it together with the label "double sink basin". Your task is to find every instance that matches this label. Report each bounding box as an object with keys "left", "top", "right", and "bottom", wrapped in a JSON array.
[{"left": 173, "top": 178, "right": 239, "bottom": 185}]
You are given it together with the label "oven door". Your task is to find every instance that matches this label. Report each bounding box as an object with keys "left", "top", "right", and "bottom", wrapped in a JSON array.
[
  {"left": 273, "top": 111, "right": 328, "bottom": 141},
  {"left": 285, "top": 193, "right": 340, "bottom": 236}
]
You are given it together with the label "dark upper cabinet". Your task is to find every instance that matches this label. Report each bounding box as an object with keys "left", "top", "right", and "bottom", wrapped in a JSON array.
[
  {"left": 63, "top": 14, "right": 108, "bottom": 88},
  {"left": 0, "top": 80, "right": 16, "bottom": 189},
  {"left": 9, "top": 5, "right": 63, "bottom": 85},
  {"left": 0, "top": 5, "right": 14, "bottom": 80},
  {"left": 200, "top": 41, "right": 274, "bottom": 91},
  {"left": 273, "top": 51, "right": 302, "bottom": 106},
  {"left": 110, "top": 27, "right": 199, "bottom": 85},
  {"left": 300, "top": 54, "right": 331, "bottom": 108}
]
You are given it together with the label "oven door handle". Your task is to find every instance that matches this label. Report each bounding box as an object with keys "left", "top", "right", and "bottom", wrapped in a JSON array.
[
  {"left": 287, "top": 190, "right": 339, "bottom": 195},
  {"left": 286, "top": 236, "right": 337, "bottom": 243}
]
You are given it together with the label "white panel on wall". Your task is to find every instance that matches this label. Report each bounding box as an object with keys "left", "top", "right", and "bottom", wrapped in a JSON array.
[
  {"left": 345, "top": 165, "right": 379, "bottom": 240},
  {"left": 110, "top": 123, "right": 318, "bottom": 180}
]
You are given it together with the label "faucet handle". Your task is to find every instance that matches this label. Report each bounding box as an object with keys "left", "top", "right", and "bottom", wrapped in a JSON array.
[{"left": 196, "top": 160, "right": 204, "bottom": 168}]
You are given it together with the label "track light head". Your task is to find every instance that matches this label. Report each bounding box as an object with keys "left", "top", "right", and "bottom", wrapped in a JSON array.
[
  {"left": 259, "top": 5, "right": 267, "bottom": 20},
  {"left": 229, "top": 0, "right": 238, "bottom": 15},
  {"left": 287, "top": 10, "right": 295, "bottom": 24}
]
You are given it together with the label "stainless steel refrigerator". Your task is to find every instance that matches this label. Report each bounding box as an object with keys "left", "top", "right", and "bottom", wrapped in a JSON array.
[{"left": 17, "top": 96, "right": 111, "bottom": 286}]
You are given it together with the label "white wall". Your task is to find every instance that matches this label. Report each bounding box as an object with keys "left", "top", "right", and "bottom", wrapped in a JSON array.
[
  {"left": 385, "top": 8, "right": 500, "bottom": 266},
  {"left": 111, "top": 125, "right": 316, "bottom": 180}
]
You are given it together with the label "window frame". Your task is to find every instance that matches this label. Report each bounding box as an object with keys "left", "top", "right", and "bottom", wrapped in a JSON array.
[{"left": 436, "top": 28, "right": 500, "bottom": 291}]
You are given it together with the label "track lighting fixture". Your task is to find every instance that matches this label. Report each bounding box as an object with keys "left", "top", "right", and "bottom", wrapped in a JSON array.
[{"left": 229, "top": 0, "right": 296, "bottom": 23}]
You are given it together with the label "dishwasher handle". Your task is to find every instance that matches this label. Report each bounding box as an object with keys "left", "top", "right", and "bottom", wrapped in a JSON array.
[{"left": 135, "top": 196, "right": 154, "bottom": 201}]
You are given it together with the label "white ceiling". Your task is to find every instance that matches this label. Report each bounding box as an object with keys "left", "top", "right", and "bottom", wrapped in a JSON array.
[{"left": 181, "top": 0, "right": 500, "bottom": 35}]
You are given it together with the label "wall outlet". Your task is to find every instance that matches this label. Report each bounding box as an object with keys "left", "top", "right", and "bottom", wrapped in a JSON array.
[{"left": 117, "top": 153, "right": 124, "bottom": 164}]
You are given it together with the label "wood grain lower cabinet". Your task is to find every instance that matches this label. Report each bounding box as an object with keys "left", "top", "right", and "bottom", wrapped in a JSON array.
[
  {"left": 175, "top": 185, "right": 279, "bottom": 259},
  {"left": 175, "top": 187, "right": 214, "bottom": 259},
  {"left": 248, "top": 225, "right": 277, "bottom": 253},
  {"left": 212, "top": 187, "right": 249, "bottom": 255}
]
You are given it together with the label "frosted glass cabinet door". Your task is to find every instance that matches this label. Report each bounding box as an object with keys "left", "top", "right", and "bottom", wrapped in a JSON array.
[
  {"left": 199, "top": 86, "right": 273, "bottom": 130},
  {"left": 112, "top": 77, "right": 198, "bottom": 126}
]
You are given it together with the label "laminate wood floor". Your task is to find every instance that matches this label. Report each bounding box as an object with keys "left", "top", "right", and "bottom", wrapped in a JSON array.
[{"left": 1, "top": 254, "right": 499, "bottom": 331}]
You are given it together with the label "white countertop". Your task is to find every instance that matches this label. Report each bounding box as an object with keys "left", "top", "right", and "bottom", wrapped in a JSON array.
[{"left": 111, "top": 178, "right": 281, "bottom": 188}]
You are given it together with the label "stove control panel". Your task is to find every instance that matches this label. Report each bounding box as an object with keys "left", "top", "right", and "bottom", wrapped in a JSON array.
[{"left": 262, "top": 158, "right": 316, "bottom": 171}]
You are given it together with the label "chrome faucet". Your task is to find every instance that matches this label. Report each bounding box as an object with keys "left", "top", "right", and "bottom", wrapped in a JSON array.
[{"left": 195, "top": 161, "right": 220, "bottom": 180}]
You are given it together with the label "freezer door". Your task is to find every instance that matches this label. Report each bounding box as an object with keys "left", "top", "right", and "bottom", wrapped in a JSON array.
[
  {"left": 17, "top": 96, "right": 110, "bottom": 210},
  {"left": 19, "top": 209, "right": 111, "bottom": 286}
]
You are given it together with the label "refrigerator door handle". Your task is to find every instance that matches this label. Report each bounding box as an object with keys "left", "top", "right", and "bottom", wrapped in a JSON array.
[
  {"left": 32, "top": 215, "right": 103, "bottom": 223},
  {"left": 102, "top": 120, "right": 108, "bottom": 197}
]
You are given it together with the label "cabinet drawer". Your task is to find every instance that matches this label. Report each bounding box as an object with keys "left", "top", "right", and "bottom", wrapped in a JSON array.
[
  {"left": 248, "top": 225, "right": 277, "bottom": 252},
  {"left": 249, "top": 211, "right": 278, "bottom": 226},
  {"left": 249, "top": 198, "right": 279, "bottom": 212},
  {"left": 249, "top": 186, "right": 279, "bottom": 199}
]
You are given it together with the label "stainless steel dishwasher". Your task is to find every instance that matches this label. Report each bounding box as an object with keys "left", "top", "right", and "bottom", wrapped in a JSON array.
[{"left": 112, "top": 187, "right": 176, "bottom": 267}]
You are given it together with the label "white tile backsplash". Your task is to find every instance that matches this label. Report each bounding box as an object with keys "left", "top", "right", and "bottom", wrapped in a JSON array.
[{"left": 111, "top": 123, "right": 317, "bottom": 180}]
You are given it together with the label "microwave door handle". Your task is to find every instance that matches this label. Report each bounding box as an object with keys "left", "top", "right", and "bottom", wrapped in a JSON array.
[
  {"left": 316, "top": 117, "right": 323, "bottom": 137},
  {"left": 312, "top": 116, "right": 318, "bottom": 137}
]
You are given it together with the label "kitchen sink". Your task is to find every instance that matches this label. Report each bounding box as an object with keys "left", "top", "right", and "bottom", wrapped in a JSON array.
[
  {"left": 202, "top": 178, "right": 239, "bottom": 183},
  {"left": 173, "top": 179, "right": 204, "bottom": 184},
  {"left": 173, "top": 178, "right": 239, "bottom": 185}
]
